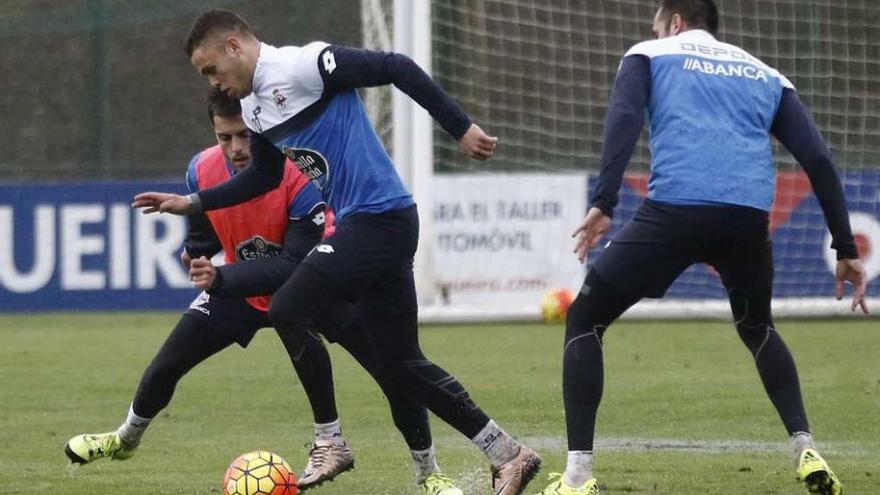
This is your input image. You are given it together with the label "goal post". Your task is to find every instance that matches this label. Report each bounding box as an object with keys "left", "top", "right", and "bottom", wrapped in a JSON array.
[{"left": 391, "top": 0, "right": 439, "bottom": 306}]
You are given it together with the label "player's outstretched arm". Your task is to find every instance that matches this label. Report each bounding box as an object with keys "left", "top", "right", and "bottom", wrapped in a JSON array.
[
  {"left": 131, "top": 191, "right": 197, "bottom": 215},
  {"left": 770, "top": 88, "right": 867, "bottom": 313},
  {"left": 318, "top": 45, "right": 489, "bottom": 155},
  {"left": 133, "top": 135, "right": 285, "bottom": 215}
]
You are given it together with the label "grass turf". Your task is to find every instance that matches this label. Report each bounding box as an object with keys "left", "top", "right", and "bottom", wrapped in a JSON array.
[{"left": 0, "top": 313, "right": 877, "bottom": 494}]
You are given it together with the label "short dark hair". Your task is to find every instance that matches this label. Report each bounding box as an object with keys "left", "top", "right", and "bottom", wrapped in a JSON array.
[
  {"left": 185, "top": 9, "right": 254, "bottom": 57},
  {"left": 206, "top": 87, "right": 241, "bottom": 124},
  {"left": 657, "top": 0, "right": 719, "bottom": 34}
]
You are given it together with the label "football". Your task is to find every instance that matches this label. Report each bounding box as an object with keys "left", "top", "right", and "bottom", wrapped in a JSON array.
[
  {"left": 540, "top": 288, "right": 574, "bottom": 323},
  {"left": 223, "top": 451, "right": 298, "bottom": 495}
]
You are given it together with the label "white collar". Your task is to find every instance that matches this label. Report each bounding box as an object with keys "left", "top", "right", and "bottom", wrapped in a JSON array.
[{"left": 676, "top": 29, "right": 716, "bottom": 41}]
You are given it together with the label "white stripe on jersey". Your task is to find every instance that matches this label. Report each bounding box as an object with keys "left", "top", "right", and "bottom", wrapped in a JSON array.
[
  {"left": 240, "top": 42, "right": 330, "bottom": 133},
  {"left": 625, "top": 30, "right": 794, "bottom": 90}
]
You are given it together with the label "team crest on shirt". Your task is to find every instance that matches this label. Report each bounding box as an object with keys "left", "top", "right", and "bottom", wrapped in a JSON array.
[
  {"left": 235, "top": 235, "right": 283, "bottom": 261},
  {"left": 272, "top": 89, "right": 288, "bottom": 109},
  {"left": 282, "top": 146, "right": 330, "bottom": 190}
]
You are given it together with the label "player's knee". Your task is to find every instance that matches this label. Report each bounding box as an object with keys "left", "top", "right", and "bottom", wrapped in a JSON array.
[
  {"left": 140, "top": 361, "right": 185, "bottom": 392},
  {"left": 267, "top": 299, "right": 304, "bottom": 331},
  {"left": 566, "top": 271, "right": 627, "bottom": 342},
  {"left": 728, "top": 287, "right": 775, "bottom": 354},
  {"left": 734, "top": 320, "right": 774, "bottom": 355},
  {"left": 268, "top": 265, "right": 329, "bottom": 329}
]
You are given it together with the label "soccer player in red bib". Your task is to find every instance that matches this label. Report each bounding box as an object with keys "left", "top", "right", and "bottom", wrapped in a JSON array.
[{"left": 68, "top": 90, "right": 461, "bottom": 493}]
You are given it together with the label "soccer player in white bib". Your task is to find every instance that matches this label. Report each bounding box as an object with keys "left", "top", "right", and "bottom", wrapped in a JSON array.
[{"left": 536, "top": 1, "right": 868, "bottom": 494}]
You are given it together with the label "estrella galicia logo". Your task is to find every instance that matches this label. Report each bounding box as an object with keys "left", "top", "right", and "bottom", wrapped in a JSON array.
[
  {"left": 281, "top": 147, "right": 329, "bottom": 190},
  {"left": 235, "top": 235, "right": 283, "bottom": 261}
]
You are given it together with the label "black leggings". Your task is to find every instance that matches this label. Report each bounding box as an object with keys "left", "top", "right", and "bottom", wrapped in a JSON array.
[
  {"left": 132, "top": 303, "right": 441, "bottom": 450},
  {"left": 132, "top": 309, "right": 337, "bottom": 423},
  {"left": 563, "top": 268, "right": 810, "bottom": 451},
  {"left": 269, "top": 263, "right": 491, "bottom": 441},
  {"left": 132, "top": 314, "right": 234, "bottom": 418}
]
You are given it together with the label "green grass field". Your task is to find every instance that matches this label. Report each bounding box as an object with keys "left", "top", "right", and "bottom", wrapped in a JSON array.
[{"left": 0, "top": 313, "right": 877, "bottom": 494}]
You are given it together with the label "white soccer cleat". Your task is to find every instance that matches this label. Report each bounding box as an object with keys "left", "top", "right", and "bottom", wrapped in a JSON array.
[{"left": 296, "top": 439, "right": 355, "bottom": 490}]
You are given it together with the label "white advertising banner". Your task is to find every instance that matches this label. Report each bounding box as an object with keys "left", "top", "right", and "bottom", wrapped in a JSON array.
[{"left": 430, "top": 173, "right": 587, "bottom": 317}]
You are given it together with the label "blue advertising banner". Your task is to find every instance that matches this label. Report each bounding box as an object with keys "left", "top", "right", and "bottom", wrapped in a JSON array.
[
  {"left": 1, "top": 173, "right": 877, "bottom": 312},
  {"left": 588, "top": 171, "right": 880, "bottom": 299},
  {"left": 0, "top": 182, "right": 197, "bottom": 311}
]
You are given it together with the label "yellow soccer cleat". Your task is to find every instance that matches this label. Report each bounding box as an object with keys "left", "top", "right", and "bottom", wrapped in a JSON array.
[
  {"left": 419, "top": 471, "right": 464, "bottom": 495},
  {"left": 797, "top": 448, "right": 843, "bottom": 495},
  {"left": 534, "top": 473, "right": 599, "bottom": 495},
  {"left": 65, "top": 431, "right": 137, "bottom": 465}
]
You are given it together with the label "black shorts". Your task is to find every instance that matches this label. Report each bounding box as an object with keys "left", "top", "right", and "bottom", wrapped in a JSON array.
[
  {"left": 184, "top": 292, "right": 271, "bottom": 347},
  {"left": 302, "top": 205, "right": 420, "bottom": 316},
  {"left": 590, "top": 199, "right": 773, "bottom": 300}
]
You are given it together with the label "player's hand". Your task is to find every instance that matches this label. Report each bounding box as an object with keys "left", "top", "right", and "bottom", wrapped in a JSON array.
[
  {"left": 180, "top": 249, "right": 193, "bottom": 270},
  {"left": 457, "top": 123, "right": 498, "bottom": 160},
  {"left": 189, "top": 256, "right": 217, "bottom": 290},
  {"left": 835, "top": 258, "right": 869, "bottom": 314},
  {"left": 132, "top": 192, "right": 193, "bottom": 215},
  {"left": 572, "top": 207, "right": 612, "bottom": 264}
]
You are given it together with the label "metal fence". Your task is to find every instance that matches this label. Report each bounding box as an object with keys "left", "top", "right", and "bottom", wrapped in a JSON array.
[{"left": 0, "top": 0, "right": 359, "bottom": 182}]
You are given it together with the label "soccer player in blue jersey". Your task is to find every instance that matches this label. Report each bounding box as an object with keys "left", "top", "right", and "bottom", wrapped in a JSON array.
[
  {"left": 133, "top": 10, "right": 540, "bottom": 495},
  {"left": 66, "top": 90, "right": 342, "bottom": 482},
  {"left": 70, "top": 90, "right": 464, "bottom": 493},
  {"left": 535, "top": 2, "right": 868, "bottom": 494}
]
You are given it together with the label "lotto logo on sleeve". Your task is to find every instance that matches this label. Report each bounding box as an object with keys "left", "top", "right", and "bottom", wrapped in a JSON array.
[{"left": 308, "top": 244, "right": 335, "bottom": 257}]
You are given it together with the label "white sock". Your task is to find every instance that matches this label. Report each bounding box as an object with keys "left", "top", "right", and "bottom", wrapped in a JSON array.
[
  {"left": 314, "top": 419, "right": 343, "bottom": 441},
  {"left": 563, "top": 450, "right": 594, "bottom": 488},
  {"left": 116, "top": 404, "right": 151, "bottom": 447},
  {"left": 790, "top": 431, "right": 816, "bottom": 466},
  {"left": 411, "top": 445, "right": 440, "bottom": 484},
  {"left": 470, "top": 420, "right": 521, "bottom": 467}
]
